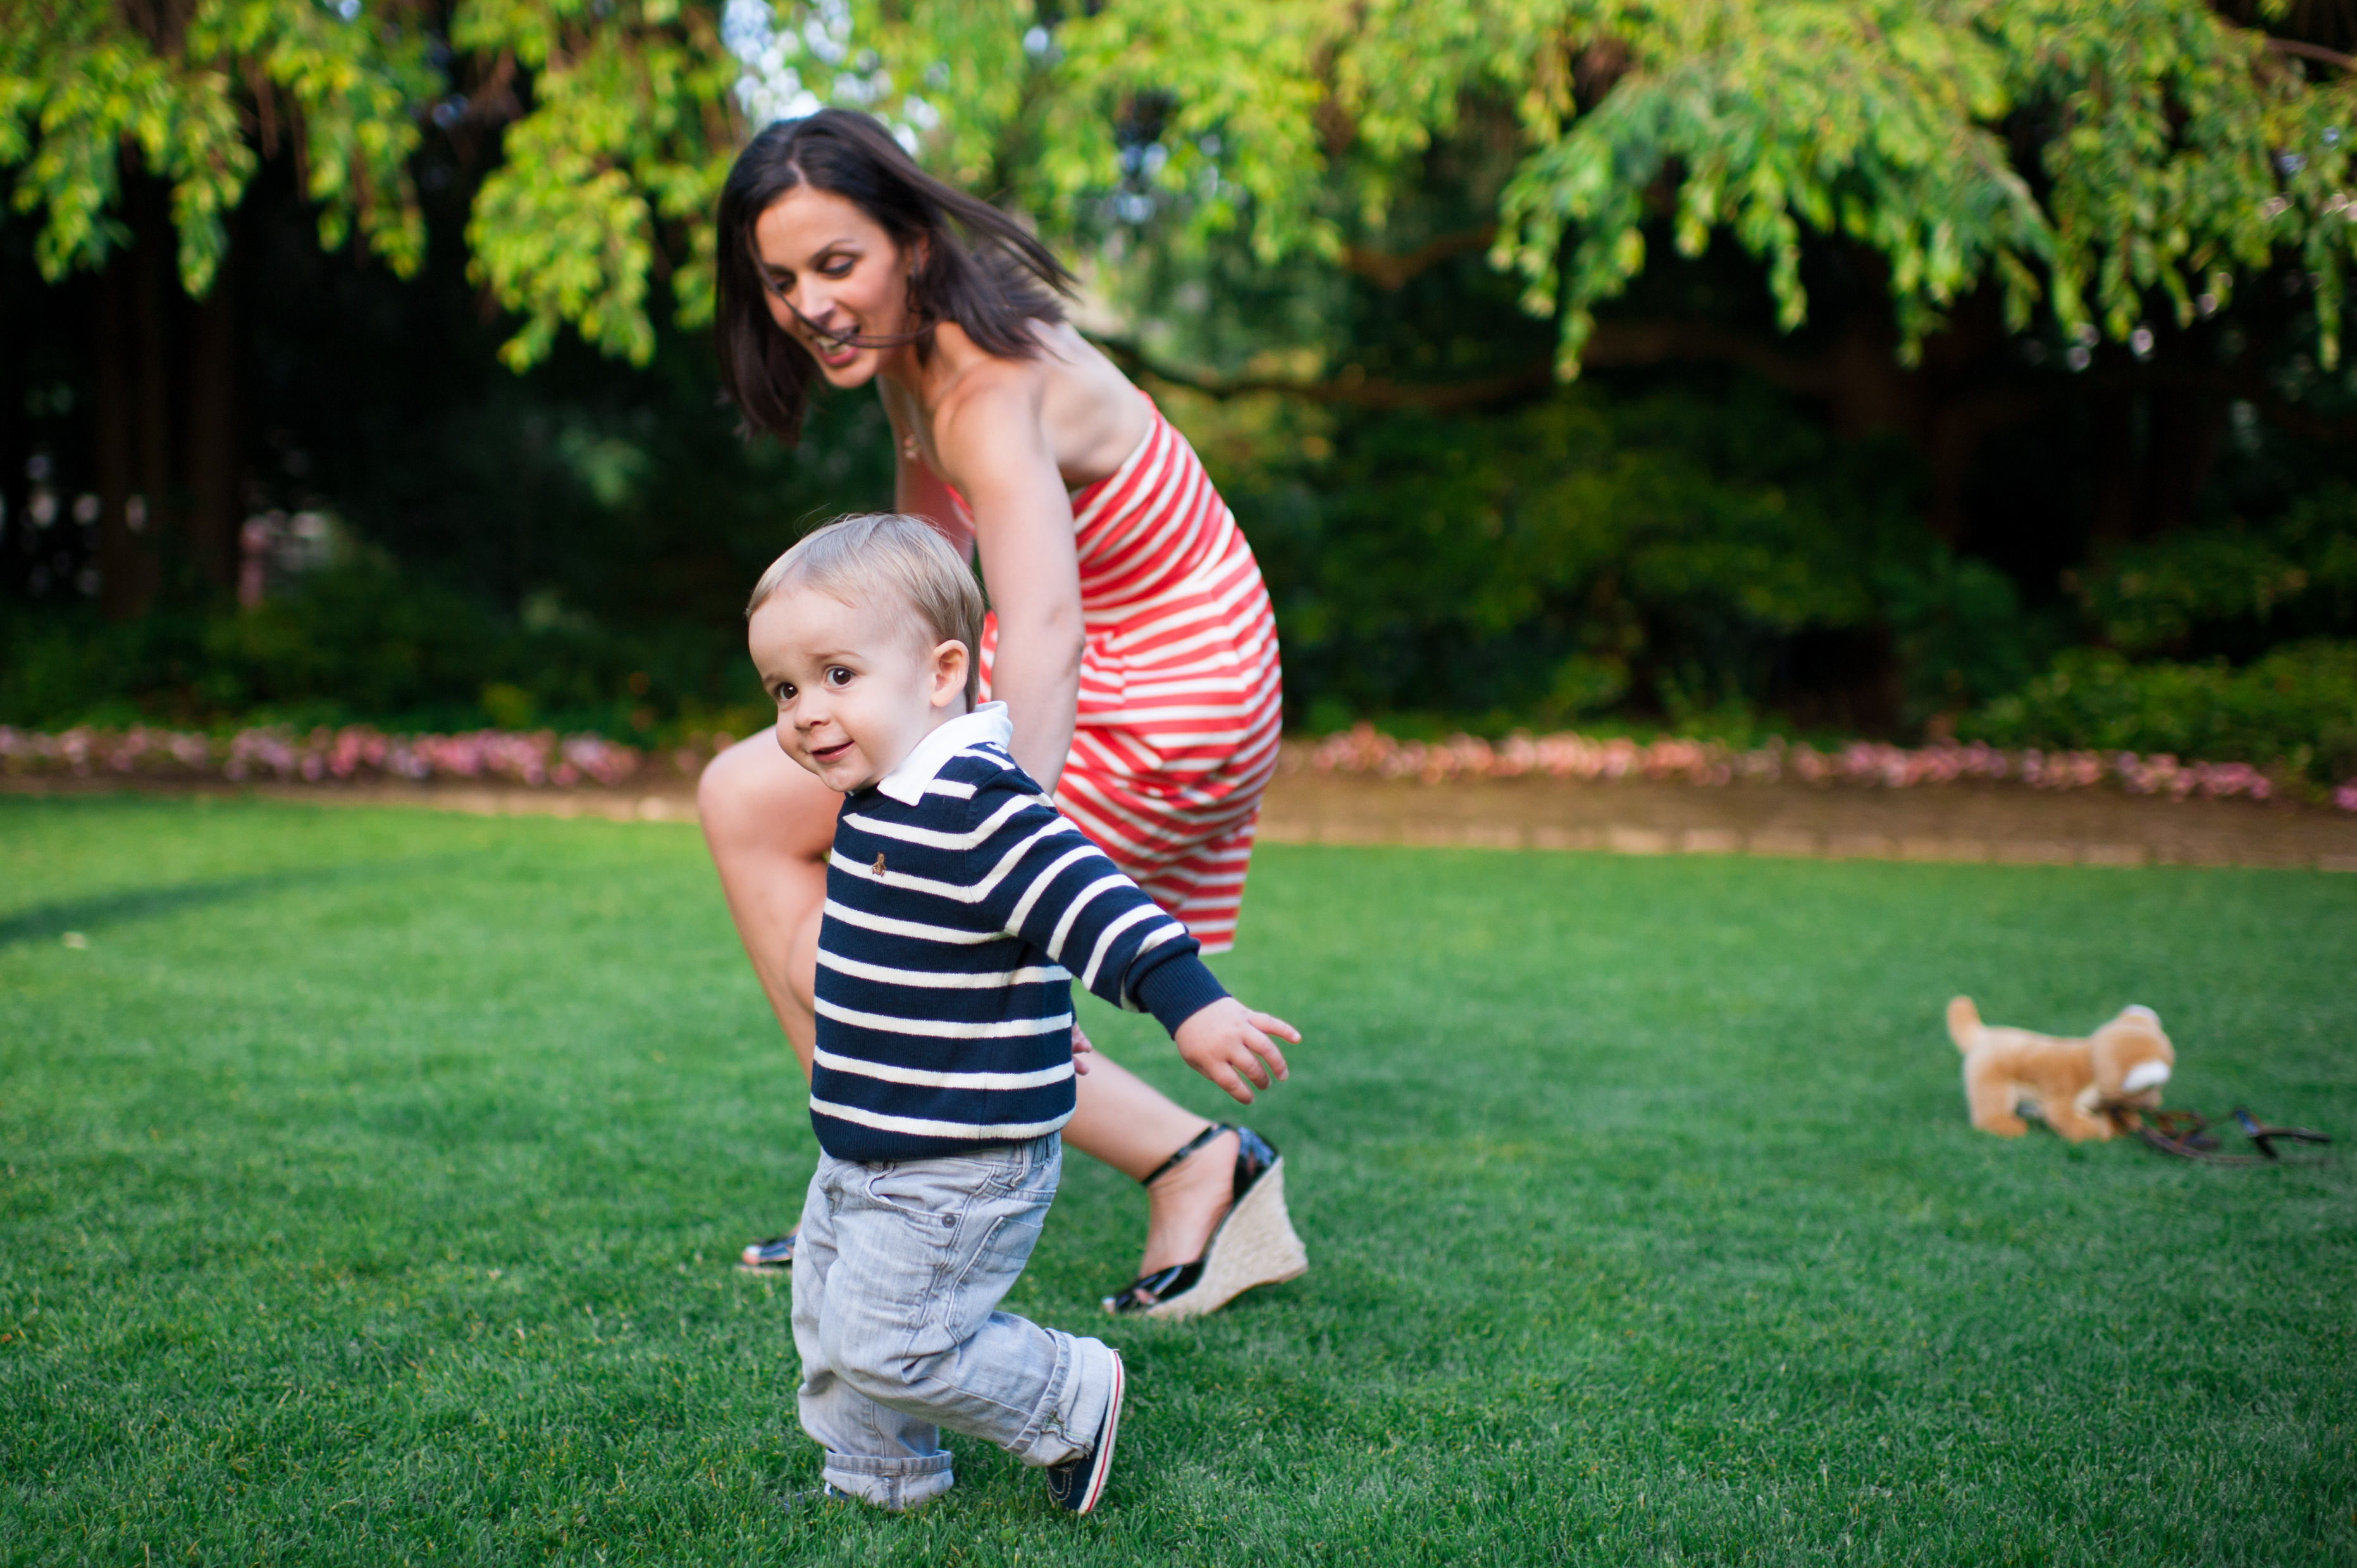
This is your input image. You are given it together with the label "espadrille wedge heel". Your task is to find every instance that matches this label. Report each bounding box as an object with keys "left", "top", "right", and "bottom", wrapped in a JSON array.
[{"left": 1103, "top": 1126, "right": 1309, "bottom": 1319}]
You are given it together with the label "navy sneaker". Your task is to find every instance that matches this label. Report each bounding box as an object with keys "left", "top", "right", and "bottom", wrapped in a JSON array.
[
  {"left": 1044, "top": 1349, "right": 1125, "bottom": 1515},
  {"left": 739, "top": 1228, "right": 797, "bottom": 1272}
]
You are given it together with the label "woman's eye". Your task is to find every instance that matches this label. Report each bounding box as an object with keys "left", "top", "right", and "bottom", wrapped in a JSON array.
[{"left": 819, "top": 257, "right": 853, "bottom": 277}]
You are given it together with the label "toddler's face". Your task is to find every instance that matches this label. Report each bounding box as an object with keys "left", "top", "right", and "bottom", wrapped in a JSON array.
[{"left": 748, "top": 582, "right": 970, "bottom": 793}]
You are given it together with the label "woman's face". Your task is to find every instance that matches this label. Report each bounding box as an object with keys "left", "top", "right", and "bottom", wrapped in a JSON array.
[{"left": 751, "top": 185, "right": 917, "bottom": 387}]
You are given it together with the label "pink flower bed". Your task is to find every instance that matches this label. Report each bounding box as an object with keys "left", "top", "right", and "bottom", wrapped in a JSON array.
[
  {"left": 0, "top": 724, "right": 677, "bottom": 789},
  {"left": 1294, "top": 723, "right": 2354, "bottom": 809},
  {"left": 3, "top": 722, "right": 2349, "bottom": 810}
]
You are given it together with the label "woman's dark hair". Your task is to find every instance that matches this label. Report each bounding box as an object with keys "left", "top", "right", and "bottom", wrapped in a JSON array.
[{"left": 715, "top": 109, "right": 1076, "bottom": 445}]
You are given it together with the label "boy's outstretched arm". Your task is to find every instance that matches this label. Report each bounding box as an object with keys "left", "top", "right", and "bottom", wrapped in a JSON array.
[{"left": 973, "top": 774, "right": 1299, "bottom": 1104}]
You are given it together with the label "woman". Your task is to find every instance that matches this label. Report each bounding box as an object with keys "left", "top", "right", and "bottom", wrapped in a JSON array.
[{"left": 697, "top": 109, "right": 1300, "bottom": 1319}]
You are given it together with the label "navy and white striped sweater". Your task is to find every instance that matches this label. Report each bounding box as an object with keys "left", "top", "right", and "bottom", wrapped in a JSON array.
[{"left": 809, "top": 704, "right": 1230, "bottom": 1163}]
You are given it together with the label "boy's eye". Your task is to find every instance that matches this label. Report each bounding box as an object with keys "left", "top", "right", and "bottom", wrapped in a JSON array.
[
  {"left": 774, "top": 682, "right": 795, "bottom": 703},
  {"left": 824, "top": 666, "right": 854, "bottom": 688}
]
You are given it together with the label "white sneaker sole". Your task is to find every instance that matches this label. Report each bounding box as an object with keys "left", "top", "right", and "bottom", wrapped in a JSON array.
[
  {"left": 1144, "top": 1155, "right": 1309, "bottom": 1321},
  {"left": 1073, "top": 1348, "right": 1125, "bottom": 1515}
]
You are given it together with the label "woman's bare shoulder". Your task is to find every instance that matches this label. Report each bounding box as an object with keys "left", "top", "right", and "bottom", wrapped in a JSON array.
[
  {"left": 920, "top": 319, "right": 1146, "bottom": 488},
  {"left": 926, "top": 355, "right": 1051, "bottom": 469}
]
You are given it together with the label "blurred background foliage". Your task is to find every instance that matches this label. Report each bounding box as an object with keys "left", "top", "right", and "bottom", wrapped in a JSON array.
[{"left": 3, "top": 0, "right": 2355, "bottom": 784}]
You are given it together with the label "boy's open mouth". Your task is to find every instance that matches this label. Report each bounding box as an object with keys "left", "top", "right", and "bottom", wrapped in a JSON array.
[{"left": 810, "top": 739, "right": 853, "bottom": 763}]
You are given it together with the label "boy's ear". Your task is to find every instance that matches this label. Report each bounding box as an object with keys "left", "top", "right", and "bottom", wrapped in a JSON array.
[{"left": 931, "top": 639, "right": 972, "bottom": 707}]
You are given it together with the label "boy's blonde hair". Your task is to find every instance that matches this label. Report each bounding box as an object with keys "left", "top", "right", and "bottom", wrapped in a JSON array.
[{"left": 746, "top": 514, "right": 987, "bottom": 704}]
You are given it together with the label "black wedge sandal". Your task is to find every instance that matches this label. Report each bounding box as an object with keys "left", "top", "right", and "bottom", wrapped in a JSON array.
[{"left": 1102, "top": 1125, "right": 1309, "bottom": 1319}]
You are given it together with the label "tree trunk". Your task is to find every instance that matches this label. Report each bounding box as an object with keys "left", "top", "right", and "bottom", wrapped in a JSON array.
[
  {"left": 1820, "top": 306, "right": 1923, "bottom": 445},
  {"left": 134, "top": 183, "right": 176, "bottom": 576},
  {"left": 184, "top": 230, "right": 240, "bottom": 588},
  {"left": 2146, "top": 387, "right": 2219, "bottom": 538},
  {"left": 2088, "top": 391, "right": 2140, "bottom": 549},
  {"left": 94, "top": 257, "right": 153, "bottom": 621}
]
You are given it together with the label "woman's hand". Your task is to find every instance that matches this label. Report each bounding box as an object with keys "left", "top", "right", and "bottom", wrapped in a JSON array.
[{"left": 1172, "top": 999, "right": 1298, "bottom": 1106}]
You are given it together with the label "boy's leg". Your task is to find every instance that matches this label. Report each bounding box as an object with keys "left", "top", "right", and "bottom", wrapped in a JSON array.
[
  {"left": 819, "top": 1136, "right": 1121, "bottom": 1472},
  {"left": 791, "top": 1154, "right": 956, "bottom": 1510}
]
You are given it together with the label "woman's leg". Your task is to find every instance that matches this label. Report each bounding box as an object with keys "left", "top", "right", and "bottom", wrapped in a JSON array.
[
  {"left": 1058, "top": 1058, "right": 1237, "bottom": 1276},
  {"left": 698, "top": 729, "right": 836, "bottom": 1077},
  {"left": 700, "top": 729, "right": 1246, "bottom": 1278}
]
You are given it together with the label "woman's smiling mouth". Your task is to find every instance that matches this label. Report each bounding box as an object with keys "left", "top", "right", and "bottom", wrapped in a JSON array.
[{"left": 800, "top": 319, "right": 862, "bottom": 366}]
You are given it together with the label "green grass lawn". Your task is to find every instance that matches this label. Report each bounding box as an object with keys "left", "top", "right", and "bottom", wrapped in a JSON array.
[{"left": 3, "top": 795, "right": 2352, "bottom": 1566}]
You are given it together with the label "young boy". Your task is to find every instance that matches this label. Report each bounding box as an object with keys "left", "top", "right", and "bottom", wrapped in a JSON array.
[{"left": 746, "top": 513, "right": 1298, "bottom": 1514}]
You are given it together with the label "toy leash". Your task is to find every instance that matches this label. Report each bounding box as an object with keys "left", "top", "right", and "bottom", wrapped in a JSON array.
[{"left": 2102, "top": 1104, "right": 2332, "bottom": 1165}]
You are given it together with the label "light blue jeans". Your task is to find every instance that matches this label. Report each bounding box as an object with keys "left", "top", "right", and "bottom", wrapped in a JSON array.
[{"left": 790, "top": 1134, "right": 1120, "bottom": 1509}]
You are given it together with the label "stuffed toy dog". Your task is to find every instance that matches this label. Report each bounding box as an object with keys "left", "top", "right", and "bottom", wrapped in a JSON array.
[{"left": 1946, "top": 997, "right": 2175, "bottom": 1142}]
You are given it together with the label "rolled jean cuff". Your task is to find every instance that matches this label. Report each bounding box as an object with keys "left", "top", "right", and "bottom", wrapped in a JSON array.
[
  {"left": 822, "top": 1448, "right": 955, "bottom": 1511},
  {"left": 1010, "top": 1331, "right": 1116, "bottom": 1469}
]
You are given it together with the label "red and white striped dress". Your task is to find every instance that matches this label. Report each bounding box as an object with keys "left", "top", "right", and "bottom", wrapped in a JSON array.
[{"left": 965, "top": 396, "right": 1282, "bottom": 953}]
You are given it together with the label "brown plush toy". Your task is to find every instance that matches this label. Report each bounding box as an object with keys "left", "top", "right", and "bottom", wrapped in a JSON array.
[{"left": 1946, "top": 996, "right": 2176, "bottom": 1142}]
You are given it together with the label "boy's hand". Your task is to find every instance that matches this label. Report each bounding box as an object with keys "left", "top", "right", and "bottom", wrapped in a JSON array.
[
  {"left": 1173, "top": 999, "right": 1298, "bottom": 1105},
  {"left": 1070, "top": 1023, "right": 1094, "bottom": 1076}
]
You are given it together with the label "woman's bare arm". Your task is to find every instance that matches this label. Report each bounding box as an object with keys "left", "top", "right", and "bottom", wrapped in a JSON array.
[{"left": 929, "top": 378, "right": 1084, "bottom": 793}]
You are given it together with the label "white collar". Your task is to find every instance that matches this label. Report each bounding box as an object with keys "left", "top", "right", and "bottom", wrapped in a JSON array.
[{"left": 872, "top": 701, "right": 1013, "bottom": 805}]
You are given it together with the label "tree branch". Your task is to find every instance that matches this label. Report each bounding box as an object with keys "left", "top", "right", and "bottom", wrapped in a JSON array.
[
  {"left": 1096, "top": 316, "right": 1852, "bottom": 410},
  {"left": 1097, "top": 317, "right": 2357, "bottom": 448},
  {"left": 2264, "top": 37, "right": 2355, "bottom": 70},
  {"left": 1091, "top": 335, "right": 1553, "bottom": 411},
  {"left": 465, "top": 52, "right": 521, "bottom": 127},
  {"left": 1577, "top": 319, "right": 1836, "bottom": 395},
  {"left": 1339, "top": 226, "right": 1497, "bottom": 290}
]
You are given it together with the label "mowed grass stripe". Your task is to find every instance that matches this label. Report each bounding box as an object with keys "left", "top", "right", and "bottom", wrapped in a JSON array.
[{"left": 1, "top": 795, "right": 2350, "bottom": 1565}]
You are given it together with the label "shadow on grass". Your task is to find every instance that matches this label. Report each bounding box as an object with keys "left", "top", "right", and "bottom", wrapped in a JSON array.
[{"left": 0, "top": 865, "right": 405, "bottom": 948}]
